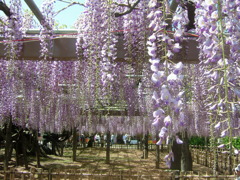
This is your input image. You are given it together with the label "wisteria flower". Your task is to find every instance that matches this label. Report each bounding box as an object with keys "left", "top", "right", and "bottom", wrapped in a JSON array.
[
  {"left": 176, "top": 136, "right": 183, "bottom": 144},
  {"left": 153, "top": 108, "right": 165, "bottom": 117},
  {"left": 218, "top": 99, "right": 224, "bottom": 107},
  {"left": 205, "top": 0, "right": 216, "bottom": 6},
  {"left": 173, "top": 62, "right": 183, "bottom": 74},
  {"left": 217, "top": 144, "right": 225, "bottom": 148},
  {"left": 164, "top": 115, "right": 172, "bottom": 127},
  {"left": 147, "top": 11, "right": 154, "bottom": 19},
  {"left": 148, "top": 0, "right": 157, "bottom": 8},
  {"left": 167, "top": 73, "right": 178, "bottom": 82},
  {"left": 150, "top": 58, "right": 160, "bottom": 72},
  {"left": 148, "top": 46, "right": 157, "bottom": 57},
  {"left": 149, "top": 20, "right": 157, "bottom": 29},
  {"left": 214, "top": 122, "right": 221, "bottom": 129},
  {"left": 152, "top": 91, "right": 159, "bottom": 102},
  {"left": 151, "top": 71, "right": 165, "bottom": 84},
  {"left": 155, "top": 10, "right": 162, "bottom": 18},
  {"left": 160, "top": 85, "right": 172, "bottom": 103},
  {"left": 166, "top": 50, "right": 174, "bottom": 58},
  {"left": 179, "top": 112, "right": 185, "bottom": 126},
  {"left": 198, "top": 16, "right": 207, "bottom": 28},
  {"left": 174, "top": 31, "right": 184, "bottom": 42},
  {"left": 172, "top": 43, "right": 182, "bottom": 53},
  {"left": 220, "top": 129, "right": 227, "bottom": 137},
  {"left": 151, "top": 64, "right": 159, "bottom": 72},
  {"left": 159, "top": 127, "right": 168, "bottom": 138},
  {"left": 234, "top": 149, "right": 239, "bottom": 155},
  {"left": 156, "top": 138, "right": 163, "bottom": 145},
  {"left": 164, "top": 151, "right": 174, "bottom": 168},
  {"left": 209, "top": 104, "right": 217, "bottom": 111},
  {"left": 149, "top": 34, "right": 156, "bottom": 43},
  {"left": 233, "top": 87, "right": 240, "bottom": 98},
  {"left": 149, "top": 58, "right": 160, "bottom": 64},
  {"left": 211, "top": 11, "right": 218, "bottom": 20},
  {"left": 152, "top": 117, "right": 160, "bottom": 127},
  {"left": 178, "top": 91, "right": 184, "bottom": 98}
]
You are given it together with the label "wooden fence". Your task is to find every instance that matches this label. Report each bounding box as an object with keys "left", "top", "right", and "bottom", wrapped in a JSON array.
[
  {"left": 190, "top": 145, "right": 239, "bottom": 175},
  {"left": 78, "top": 143, "right": 157, "bottom": 150},
  {"left": 109, "top": 143, "right": 157, "bottom": 150},
  {"left": 0, "top": 168, "right": 237, "bottom": 180}
]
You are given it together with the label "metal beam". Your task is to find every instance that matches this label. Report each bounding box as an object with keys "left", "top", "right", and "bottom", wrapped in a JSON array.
[{"left": 24, "top": 0, "right": 51, "bottom": 29}]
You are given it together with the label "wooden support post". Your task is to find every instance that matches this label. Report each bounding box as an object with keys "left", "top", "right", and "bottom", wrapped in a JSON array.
[
  {"left": 196, "top": 148, "right": 199, "bottom": 164},
  {"left": 72, "top": 127, "right": 77, "bottom": 162},
  {"left": 156, "top": 144, "right": 160, "bottom": 169},
  {"left": 144, "top": 131, "right": 149, "bottom": 159},
  {"left": 205, "top": 147, "right": 208, "bottom": 166},
  {"left": 106, "top": 131, "right": 111, "bottom": 164},
  {"left": 228, "top": 153, "right": 232, "bottom": 175},
  {"left": 35, "top": 131, "right": 41, "bottom": 168},
  {"left": 4, "top": 117, "right": 12, "bottom": 171},
  {"left": 224, "top": 153, "right": 227, "bottom": 174}
]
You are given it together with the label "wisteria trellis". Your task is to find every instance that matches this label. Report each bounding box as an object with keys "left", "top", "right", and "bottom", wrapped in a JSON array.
[{"left": 0, "top": 0, "right": 239, "bottom": 168}]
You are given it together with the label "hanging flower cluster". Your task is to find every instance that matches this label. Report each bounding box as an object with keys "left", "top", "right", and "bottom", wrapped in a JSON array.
[
  {"left": 0, "top": 0, "right": 239, "bottom": 161},
  {"left": 147, "top": 0, "right": 188, "bottom": 167},
  {"left": 39, "top": 0, "right": 55, "bottom": 60},
  {"left": 195, "top": 0, "right": 239, "bottom": 150}
]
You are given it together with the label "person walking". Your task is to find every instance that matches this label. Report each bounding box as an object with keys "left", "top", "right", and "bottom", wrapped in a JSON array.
[{"left": 235, "top": 164, "right": 240, "bottom": 180}]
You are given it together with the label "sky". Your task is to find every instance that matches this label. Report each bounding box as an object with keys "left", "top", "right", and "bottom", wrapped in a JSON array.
[{"left": 0, "top": 0, "right": 86, "bottom": 28}]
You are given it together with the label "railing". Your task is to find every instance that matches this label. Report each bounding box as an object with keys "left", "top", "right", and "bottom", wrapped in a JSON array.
[
  {"left": 0, "top": 168, "right": 237, "bottom": 180},
  {"left": 77, "top": 143, "right": 158, "bottom": 150},
  {"left": 190, "top": 145, "right": 239, "bottom": 174}
]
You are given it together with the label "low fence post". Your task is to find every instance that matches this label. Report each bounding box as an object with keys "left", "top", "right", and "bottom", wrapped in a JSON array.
[
  {"left": 228, "top": 153, "right": 232, "bottom": 175},
  {"left": 48, "top": 169, "right": 52, "bottom": 180},
  {"left": 196, "top": 147, "right": 199, "bottom": 164},
  {"left": 37, "top": 168, "right": 43, "bottom": 180},
  {"left": 224, "top": 152, "right": 228, "bottom": 174},
  {"left": 171, "top": 170, "right": 179, "bottom": 180},
  {"left": 120, "top": 170, "right": 123, "bottom": 180},
  {"left": 4, "top": 169, "right": 8, "bottom": 180},
  {"left": 204, "top": 146, "right": 208, "bottom": 166},
  {"left": 30, "top": 167, "right": 35, "bottom": 180},
  {"left": 10, "top": 168, "right": 15, "bottom": 180}
]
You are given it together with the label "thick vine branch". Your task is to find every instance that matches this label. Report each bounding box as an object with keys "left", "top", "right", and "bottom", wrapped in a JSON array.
[
  {"left": 55, "top": 0, "right": 86, "bottom": 16},
  {"left": 114, "top": 0, "right": 140, "bottom": 17},
  {"left": 0, "top": 0, "right": 12, "bottom": 18}
]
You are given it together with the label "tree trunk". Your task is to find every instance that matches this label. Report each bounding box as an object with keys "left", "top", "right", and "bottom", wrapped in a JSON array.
[
  {"left": 155, "top": 130, "right": 160, "bottom": 169},
  {"left": 171, "top": 137, "right": 182, "bottom": 170},
  {"left": 181, "top": 131, "right": 192, "bottom": 171},
  {"left": 34, "top": 131, "right": 41, "bottom": 168},
  {"left": 22, "top": 131, "right": 28, "bottom": 169},
  {"left": 156, "top": 144, "right": 160, "bottom": 169},
  {"left": 52, "top": 140, "right": 56, "bottom": 155},
  {"left": 143, "top": 131, "right": 149, "bottom": 159},
  {"left": 15, "top": 140, "right": 20, "bottom": 166},
  {"left": 60, "top": 142, "right": 64, "bottom": 156},
  {"left": 72, "top": 127, "right": 77, "bottom": 161},
  {"left": 171, "top": 131, "right": 193, "bottom": 172},
  {"left": 106, "top": 131, "right": 111, "bottom": 164},
  {"left": 4, "top": 117, "right": 12, "bottom": 171}
]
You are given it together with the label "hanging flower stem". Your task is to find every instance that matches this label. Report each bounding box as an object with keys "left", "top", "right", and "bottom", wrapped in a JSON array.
[{"left": 217, "top": 0, "right": 233, "bottom": 174}]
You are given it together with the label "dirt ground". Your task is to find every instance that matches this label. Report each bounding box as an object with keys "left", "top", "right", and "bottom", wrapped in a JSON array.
[{"left": 0, "top": 146, "right": 215, "bottom": 179}]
